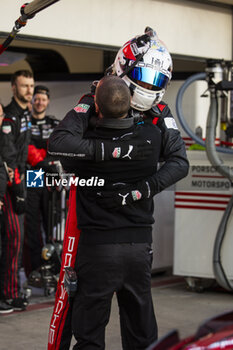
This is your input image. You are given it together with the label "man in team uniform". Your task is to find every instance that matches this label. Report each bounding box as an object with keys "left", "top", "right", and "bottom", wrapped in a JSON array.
[
  {"left": 24, "top": 85, "right": 59, "bottom": 277},
  {"left": 0, "top": 104, "right": 7, "bottom": 214},
  {"left": 0, "top": 103, "right": 14, "bottom": 314},
  {"left": 47, "top": 29, "right": 189, "bottom": 349},
  {"left": 68, "top": 76, "right": 162, "bottom": 349},
  {"left": 0, "top": 70, "right": 34, "bottom": 311}
]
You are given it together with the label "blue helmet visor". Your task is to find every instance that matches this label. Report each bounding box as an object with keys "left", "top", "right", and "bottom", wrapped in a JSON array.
[{"left": 128, "top": 66, "right": 169, "bottom": 90}]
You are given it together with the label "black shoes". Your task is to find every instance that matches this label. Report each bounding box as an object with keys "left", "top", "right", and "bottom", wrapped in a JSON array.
[
  {"left": 5, "top": 296, "right": 29, "bottom": 311},
  {"left": 0, "top": 300, "right": 14, "bottom": 314}
]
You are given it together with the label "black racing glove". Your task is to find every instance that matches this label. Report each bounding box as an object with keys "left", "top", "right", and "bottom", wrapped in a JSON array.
[
  {"left": 36, "top": 158, "right": 59, "bottom": 174},
  {"left": 95, "top": 139, "right": 153, "bottom": 162},
  {"left": 96, "top": 180, "right": 153, "bottom": 210}
]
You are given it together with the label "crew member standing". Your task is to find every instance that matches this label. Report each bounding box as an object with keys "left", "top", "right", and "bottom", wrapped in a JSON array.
[
  {"left": 0, "top": 70, "right": 34, "bottom": 311},
  {"left": 53, "top": 76, "right": 161, "bottom": 349},
  {"left": 0, "top": 104, "right": 7, "bottom": 216},
  {"left": 24, "top": 85, "right": 59, "bottom": 277},
  {"left": 0, "top": 103, "right": 14, "bottom": 314}
]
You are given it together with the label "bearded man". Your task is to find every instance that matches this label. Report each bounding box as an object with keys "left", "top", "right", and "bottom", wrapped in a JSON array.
[{"left": 0, "top": 70, "right": 34, "bottom": 311}]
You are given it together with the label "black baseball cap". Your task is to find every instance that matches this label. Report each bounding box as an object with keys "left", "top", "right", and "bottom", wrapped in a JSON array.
[{"left": 33, "top": 85, "right": 50, "bottom": 98}]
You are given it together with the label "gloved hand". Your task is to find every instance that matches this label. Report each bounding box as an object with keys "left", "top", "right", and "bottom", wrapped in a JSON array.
[
  {"left": 118, "top": 35, "right": 150, "bottom": 68},
  {"left": 9, "top": 170, "right": 26, "bottom": 215},
  {"left": 36, "top": 158, "right": 58, "bottom": 174},
  {"left": 96, "top": 180, "right": 152, "bottom": 210},
  {"left": 39, "top": 159, "right": 64, "bottom": 191},
  {"left": 95, "top": 139, "right": 153, "bottom": 161}
]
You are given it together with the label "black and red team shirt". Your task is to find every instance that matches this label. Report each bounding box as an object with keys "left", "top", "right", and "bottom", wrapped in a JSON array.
[{"left": 27, "top": 115, "right": 59, "bottom": 167}]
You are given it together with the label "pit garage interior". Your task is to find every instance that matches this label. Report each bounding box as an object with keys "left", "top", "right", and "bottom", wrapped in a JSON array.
[{"left": 0, "top": 0, "right": 233, "bottom": 349}]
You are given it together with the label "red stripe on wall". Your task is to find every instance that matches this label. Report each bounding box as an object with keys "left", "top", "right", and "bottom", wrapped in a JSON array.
[
  {"left": 175, "top": 198, "right": 229, "bottom": 205},
  {"left": 175, "top": 192, "right": 231, "bottom": 198},
  {"left": 175, "top": 205, "right": 226, "bottom": 211},
  {"left": 191, "top": 175, "right": 225, "bottom": 179},
  {"left": 182, "top": 137, "right": 220, "bottom": 141},
  {"left": 221, "top": 140, "right": 233, "bottom": 147}
]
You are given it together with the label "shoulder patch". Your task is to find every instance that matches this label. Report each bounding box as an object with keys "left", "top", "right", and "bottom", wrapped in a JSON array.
[
  {"left": 164, "top": 117, "right": 178, "bottom": 130},
  {"left": 2, "top": 125, "right": 12, "bottom": 134},
  {"left": 74, "top": 104, "right": 90, "bottom": 113},
  {"left": 157, "top": 103, "right": 166, "bottom": 112}
]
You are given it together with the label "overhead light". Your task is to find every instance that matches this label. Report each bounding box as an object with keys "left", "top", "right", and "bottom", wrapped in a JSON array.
[{"left": 0, "top": 51, "right": 26, "bottom": 66}]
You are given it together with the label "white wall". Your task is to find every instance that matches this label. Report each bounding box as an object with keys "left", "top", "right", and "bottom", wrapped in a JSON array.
[{"left": 0, "top": 0, "right": 232, "bottom": 59}]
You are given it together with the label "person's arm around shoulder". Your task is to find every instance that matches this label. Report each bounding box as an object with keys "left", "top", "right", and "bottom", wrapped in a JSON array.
[
  {"left": 97, "top": 103, "right": 189, "bottom": 210},
  {"left": 48, "top": 94, "right": 96, "bottom": 160},
  {"left": 147, "top": 102, "right": 189, "bottom": 186},
  {"left": 48, "top": 94, "right": 153, "bottom": 166}
]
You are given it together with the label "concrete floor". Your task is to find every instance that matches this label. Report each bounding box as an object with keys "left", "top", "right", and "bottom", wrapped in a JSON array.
[{"left": 0, "top": 272, "right": 233, "bottom": 350}]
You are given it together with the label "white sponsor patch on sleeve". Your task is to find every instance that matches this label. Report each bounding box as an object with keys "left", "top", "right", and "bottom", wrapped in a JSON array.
[
  {"left": 164, "top": 117, "right": 178, "bottom": 130},
  {"left": 74, "top": 104, "right": 90, "bottom": 113},
  {"left": 2, "top": 125, "right": 12, "bottom": 134}
]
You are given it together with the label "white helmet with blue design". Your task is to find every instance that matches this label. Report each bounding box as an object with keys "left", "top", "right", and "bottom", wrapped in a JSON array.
[{"left": 113, "top": 28, "right": 173, "bottom": 111}]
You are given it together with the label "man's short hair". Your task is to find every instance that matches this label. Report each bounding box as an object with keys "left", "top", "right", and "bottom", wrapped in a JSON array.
[
  {"left": 33, "top": 85, "right": 50, "bottom": 98},
  {"left": 96, "top": 76, "right": 131, "bottom": 119},
  {"left": 11, "top": 70, "right": 34, "bottom": 86}
]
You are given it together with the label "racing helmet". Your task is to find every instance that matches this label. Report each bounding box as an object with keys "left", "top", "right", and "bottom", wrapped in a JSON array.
[{"left": 113, "top": 28, "right": 173, "bottom": 111}]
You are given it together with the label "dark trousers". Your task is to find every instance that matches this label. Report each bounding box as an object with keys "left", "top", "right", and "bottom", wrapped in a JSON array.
[
  {"left": 24, "top": 187, "right": 50, "bottom": 276},
  {"left": 0, "top": 190, "right": 24, "bottom": 299},
  {"left": 72, "top": 242, "right": 157, "bottom": 350}
]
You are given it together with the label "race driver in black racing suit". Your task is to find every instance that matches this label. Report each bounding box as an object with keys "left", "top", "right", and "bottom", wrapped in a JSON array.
[{"left": 47, "top": 28, "right": 189, "bottom": 350}]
